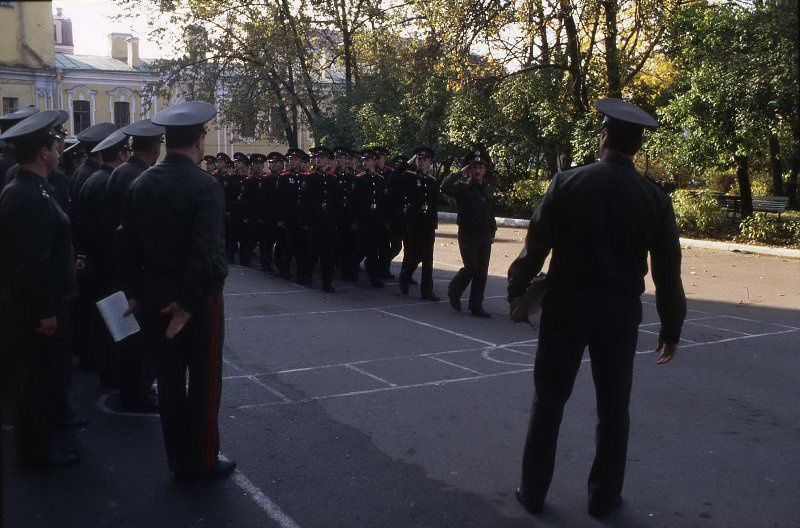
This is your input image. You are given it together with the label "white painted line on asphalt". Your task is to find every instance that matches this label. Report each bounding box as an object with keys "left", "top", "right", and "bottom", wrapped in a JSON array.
[
  {"left": 236, "top": 367, "right": 535, "bottom": 410},
  {"left": 433, "top": 259, "right": 461, "bottom": 269},
  {"left": 219, "top": 454, "right": 302, "bottom": 528},
  {"left": 227, "top": 300, "right": 441, "bottom": 320},
  {"left": 482, "top": 348, "right": 534, "bottom": 367},
  {"left": 246, "top": 375, "right": 293, "bottom": 403},
  {"left": 375, "top": 309, "right": 496, "bottom": 346},
  {"left": 345, "top": 364, "right": 398, "bottom": 387},
  {"left": 225, "top": 289, "right": 309, "bottom": 297},
  {"left": 685, "top": 321, "right": 753, "bottom": 336},
  {"left": 223, "top": 357, "right": 246, "bottom": 372},
  {"left": 427, "top": 355, "right": 483, "bottom": 375},
  {"left": 638, "top": 327, "right": 698, "bottom": 343},
  {"left": 720, "top": 315, "right": 800, "bottom": 331},
  {"left": 95, "top": 391, "right": 159, "bottom": 418}
]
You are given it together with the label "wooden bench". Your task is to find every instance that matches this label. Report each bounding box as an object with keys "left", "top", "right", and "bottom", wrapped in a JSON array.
[{"left": 715, "top": 194, "right": 790, "bottom": 223}]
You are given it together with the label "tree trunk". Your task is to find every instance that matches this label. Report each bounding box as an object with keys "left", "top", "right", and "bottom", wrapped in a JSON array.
[
  {"left": 768, "top": 133, "right": 784, "bottom": 195},
  {"left": 734, "top": 154, "right": 753, "bottom": 218},
  {"left": 602, "top": 0, "right": 622, "bottom": 97},
  {"left": 787, "top": 154, "right": 799, "bottom": 208},
  {"left": 558, "top": 0, "right": 587, "bottom": 113}
]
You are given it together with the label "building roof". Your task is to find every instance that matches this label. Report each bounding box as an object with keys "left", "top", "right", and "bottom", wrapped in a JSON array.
[{"left": 55, "top": 53, "right": 152, "bottom": 73}]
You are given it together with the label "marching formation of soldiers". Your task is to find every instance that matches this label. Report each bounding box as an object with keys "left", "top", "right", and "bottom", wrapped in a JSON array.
[{"left": 205, "top": 143, "right": 490, "bottom": 302}]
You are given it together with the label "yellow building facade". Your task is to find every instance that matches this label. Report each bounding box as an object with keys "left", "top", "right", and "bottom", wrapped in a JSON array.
[{"left": 0, "top": 1, "right": 309, "bottom": 155}]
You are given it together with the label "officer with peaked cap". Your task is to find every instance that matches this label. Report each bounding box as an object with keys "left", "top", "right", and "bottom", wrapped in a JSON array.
[
  {"left": 216, "top": 152, "right": 239, "bottom": 262},
  {"left": 351, "top": 149, "right": 388, "bottom": 288},
  {"left": 116, "top": 101, "right": 235, "bottom": 479},
  {"left": 381, "top": 153, "right": 408, "bottom": 279},
  {"left": 508, "top": 98, "right": 686, "bottom": 518},
  {"left": 398, "top": 146, "right": 441, "bottom": 301},
  {"left": 0, "top": 110, "right": 81, "bottom": 468},
  {"left": 238, "top": 153, "right": 267, "bottom": 266},
  {"left": 257, "top": 152, "right": 284, "bottom": 272},
  {"left": 0, "top": 106, "right": 39, "bottom": 184},
  {"left": 442, "top": 148, "right": 497, "bottom": 318},
  {"left": 75, "top": 128, "right": 130, "bottom": 388},
  {"left": 67, "top": 122, "right": 117, "bottom": 215},
  {"left": 301, "top": 146, "right": 342, "bottom": 292},
  {"left": 106, "top": 119, "right": 164, "bottom": 411},
  {"left": 203, "top": 155, "right": 217, "bottom": 174},
  {"left": 276, "top": 148, "right": 309, "bottom": 281}
]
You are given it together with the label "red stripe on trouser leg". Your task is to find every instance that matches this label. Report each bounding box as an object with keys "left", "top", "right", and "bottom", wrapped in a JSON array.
[{"left": 206, "top": 296, "right": 220, "bottom": 471}]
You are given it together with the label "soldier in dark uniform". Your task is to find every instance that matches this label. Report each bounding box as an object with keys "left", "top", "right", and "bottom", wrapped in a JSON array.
[
  {"left": 507, "top": 99, "right": 686, "bottom": 518},
  {"left": 217, "top": 152, "right": 238, "bottom": 262},
  {"left": 45, "top": 113, "right": 72, "bottom": 212},
  {"left": 276, "top": 148, "right": 309, "bottom": 282},
  {"left": 0, "top": 111, "right": 81, "bottom": 468},
  {"left": 258, "top": 152, "right": 284, "bottom": 272},
  {"left": 398, "top": 146, "right": 441, "bottom": 301},
  {"left": 442, "top": 149, "right": 497, "bottom": 318},
  {"left": 238, "top": 153, "right": 266, "bottom": 266},
  {"left": 116, "top": 101, "right": 235, "bottom": 479},
  {"left": 231, "top": 152, "right": 250, "bottom": 264},
  {"left": 301, "top": 147, "right": 342, "bottom": 292},
  {"left": 106, "top": 119, "right": 164, "bottom": 411},
  {"left": 333, "top": 147, "right": 358, "bottom": 281},
  {"left": 62, "top": 141, "right": 87, "bottom": 182},
  {"left": 0, "top": 106, "right": 39, "bottom": 186},
  {"left": 75, "top": 129, "right": 130, "bottom": 388},
  {"left": 203, "top": 155, "right": 217, "bottom": 175},
  {"left": 351, "top": 149, "right": 388, "bottom": 288},
  {"left": 66, "top": 122, "right": 117, "bottom": 218},
  {"left": 381, "top": 152, "right": 407, "bottom": 279}
]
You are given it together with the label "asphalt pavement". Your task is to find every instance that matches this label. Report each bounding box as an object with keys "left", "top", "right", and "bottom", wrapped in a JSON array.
[{"left": 3, "top": 221, "right": 799, "bottom": 528}]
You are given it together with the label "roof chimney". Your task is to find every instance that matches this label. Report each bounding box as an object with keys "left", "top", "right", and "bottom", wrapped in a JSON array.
[
  {"left": 126, "top": 36, "right": 140, "bottom": 68},
  {"left": 109, "top": 33, "right": 131, "bottom": 62}
]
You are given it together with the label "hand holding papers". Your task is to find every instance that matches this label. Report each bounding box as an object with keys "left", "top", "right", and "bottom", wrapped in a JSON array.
[{"left": 96, "top": 291, "right": 140, "bottom": 342}]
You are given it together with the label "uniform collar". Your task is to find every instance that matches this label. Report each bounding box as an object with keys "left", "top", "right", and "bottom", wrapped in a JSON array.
[
  {"left": 127, "top": 154, "right": 149, "bottom": 169},
  {"left": 601, "top": 151, "right": 635, "bottom": 167},
  {"left": 16, "top": 167, "right": 54, "bottom": 193},
  {"left": 163, "top": 152, "right": 200, "bottom": 167}
]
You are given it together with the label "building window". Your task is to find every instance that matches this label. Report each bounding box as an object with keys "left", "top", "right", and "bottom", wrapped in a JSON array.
[
  {"left": 0, "top": 1, "right": 14, "bottom": 8},
  {"left": 73, "top": 100, "right": 91, "bottom": 134},
  {"left": 2, "top": 97, "right": 18, "bottom": 115},
  {"left": 114, "top": 101, "right": 130, "bottom": 127}
]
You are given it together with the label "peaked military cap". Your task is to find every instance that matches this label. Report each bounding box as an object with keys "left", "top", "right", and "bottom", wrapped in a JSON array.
[
  {"left": 216, "top": 152, "right": 232, "bottom": 164},
  {"left": 392, "top": 155, "right": 408, "bottom": 166},
  {"left": 463, "top": 149, "right": 489, "bottom": 166},
  {"left": 266, "top": 151, "right": 286, "bottom": 162},
  {"left": 332, "top": 146, "right": 351, "bottom": 157},
  {"left": 0, "top": 110, "right": 63, "bottom": 142},
  {"left": 360, "top": 148, "right": 378, "bottom": 161},
  {"left": 233, "top": 152, "right": 249, "bottom": 163},
  {"left": 203, "top": 155, "right": 217, "bottom": 163},
  {"left": 310, "top": 146, "right": 333, "bottom": 158},
  {"left": 285, "top": 147, "right": 309, "bottom": 161},
  {"left": 413, "top": 146, "right": 435, "bottom": 159},
  {"left": 76, "top": 122, "right": 117, "bottom": 144},
  {"left": 121, "top": 119, "right": 166, "bottom": 138},
  {"left": 91, "top": 128, "right": 128, "bottom": 153},
  {"left": 151, "top": 101, "right": 215, "bottom": 127},
  {"left": 372, "top": 146, "right": 390, "bottom": 157},
  {"left": 593, "top": 98, "right": 658, "bottom": 129},
  {"left": 250, "top": 153, "right": 268, "bottom": 164},
  {"left": 63, "top": 141, "right": 86, "bottom": 155},
  {"left": 0, "top": 106, "right": 39, "bottom": 132},
  {"left": 52, "top": 110, "right": 70, "bottom": 139}
]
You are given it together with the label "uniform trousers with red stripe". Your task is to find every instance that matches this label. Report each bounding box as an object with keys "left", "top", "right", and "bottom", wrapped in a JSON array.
[{"left": 141, "top": 293, "right": 225, "bottom": 475}]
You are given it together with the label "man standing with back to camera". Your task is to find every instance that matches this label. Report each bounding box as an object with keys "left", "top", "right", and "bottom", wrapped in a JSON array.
[
  {"left": 507, "top": 98, "right": 686, "bottom": 518},
  {"left": 116, "top": 101, "right": 234, "bottom": 478}
]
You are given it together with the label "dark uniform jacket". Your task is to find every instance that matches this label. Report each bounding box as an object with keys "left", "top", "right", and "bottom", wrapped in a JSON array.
[
  {"left": 507, "top": 152, "right": 686, "bottom": 343},
  {"left": 351, "top": 170, "right": 387, "bottom": 227},
  {"left": 441, "top": 173, "right": 497, "bottom": 239},
  {"left": 47, "top": 170, "right": 70, "bottom": 213},
  {"left": 239, "top": 172, "right": 261, "bottom": 223},
  {"left": 0, "top": 169, "right": 77, "bottom": 321},
  {"left": 67, "top": 158, "right": 101, "bottom": 216},
  {"left": 106, "top": 155, "right": 149, "bottom": 236},
  {"left": 402, "top": 169, "right": 439, "bottom": 231},
  {"left": 276, "top": 168, "right": 304, "bottom": 225},
  {"left": 257, "top": 171, "right": 279, "bottom": 224},
  {"left": 299, "top": 169, "right": 343, "bottom": 228},
  {"left": 116, "top": 153, "right": 227, "bottom": 315},
  {"left": 0, "top": 144, "right": 16, "bottom": 186},
  {"left": 75, "top": 165, "right": 115, "bottom": 257}
]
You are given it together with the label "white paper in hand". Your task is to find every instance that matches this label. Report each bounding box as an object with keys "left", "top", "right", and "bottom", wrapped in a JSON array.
[{"left": 96, "top": 291, "right": 140, "bottom": 342}]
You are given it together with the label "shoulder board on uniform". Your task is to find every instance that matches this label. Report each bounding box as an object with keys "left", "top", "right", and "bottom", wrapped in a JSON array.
[{"left": 355, "top": 171, "right": 366, "bottom": 178}]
